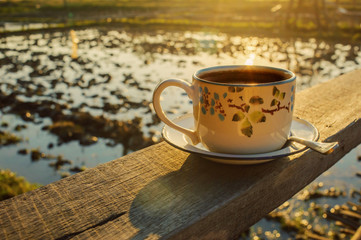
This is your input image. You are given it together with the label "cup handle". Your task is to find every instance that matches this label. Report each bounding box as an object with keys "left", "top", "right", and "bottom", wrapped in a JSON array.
[{"left": 152, "top": 79, "right": 200, "bottom": 145}]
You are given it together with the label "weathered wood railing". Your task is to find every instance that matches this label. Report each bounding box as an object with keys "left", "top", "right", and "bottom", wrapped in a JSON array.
[{"left": 1, "top": 69, "right": 361, "bottom": 240}]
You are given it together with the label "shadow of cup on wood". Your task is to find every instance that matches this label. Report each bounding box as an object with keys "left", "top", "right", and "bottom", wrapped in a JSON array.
[{"left": 128, "top": 153, "right": 287, "bottom": 239}]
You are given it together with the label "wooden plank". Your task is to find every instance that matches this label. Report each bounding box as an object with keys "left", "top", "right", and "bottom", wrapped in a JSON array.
[{"left": 1, "top": 69, "right": 361, "bottom": 240}]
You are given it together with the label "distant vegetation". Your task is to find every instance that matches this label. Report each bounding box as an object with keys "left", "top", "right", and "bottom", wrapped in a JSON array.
[{"left": 1, "top": 0, "right": 360, "bottom": 40}]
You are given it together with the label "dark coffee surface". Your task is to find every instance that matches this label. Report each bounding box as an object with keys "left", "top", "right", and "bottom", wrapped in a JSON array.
[{"left": 198, "top": 69, "right": 290, "bottom": 84}]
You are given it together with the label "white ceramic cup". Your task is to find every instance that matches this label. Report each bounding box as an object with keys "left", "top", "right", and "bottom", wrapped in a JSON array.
[{"left": 153, "top": 65, "right": 296, "bottom": 154}]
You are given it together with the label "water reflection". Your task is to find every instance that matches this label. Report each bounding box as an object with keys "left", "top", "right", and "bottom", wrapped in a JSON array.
[{"left": 0, "top": 28, "right": 360, "bottom": 183}]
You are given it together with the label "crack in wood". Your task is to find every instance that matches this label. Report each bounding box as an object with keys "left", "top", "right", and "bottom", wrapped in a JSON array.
[{"left": 56, "top": 211, "right": 126, "bottom": 240}]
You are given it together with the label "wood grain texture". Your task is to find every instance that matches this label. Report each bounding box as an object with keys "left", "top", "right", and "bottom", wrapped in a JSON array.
[{"left": 1, "top": 69, "right": 361, "bottom": 240}]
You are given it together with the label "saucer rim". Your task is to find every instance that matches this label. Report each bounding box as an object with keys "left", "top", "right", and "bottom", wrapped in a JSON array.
[{"left": 161, "top": 113, "right": 319, "bottom": 161}]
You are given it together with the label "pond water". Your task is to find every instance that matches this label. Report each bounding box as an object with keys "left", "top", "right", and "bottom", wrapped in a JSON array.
[
  {"left": 0, "top": 27, "right": 360, "bottom": 183},
  {"left": 0, "top": 27, "right": 360, "bottom": 238}
]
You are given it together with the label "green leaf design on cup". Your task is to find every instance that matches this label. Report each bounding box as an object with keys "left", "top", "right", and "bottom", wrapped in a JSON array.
[
  {"left": 273, "top": 86, "right": 280, "bottom": 97},
  {"left": 245, "top": 104, "right": 250, "bottom": 113},
  {"left": 232, "top": 112, "right": 245, "bottom": 122},
  {"left": 272, "top": 86, "right": 286, "bottom": 100},
  {"left": 279, "top": 92, "right": 286, "bottom": 100},
  {"left": 270, "top": 99, "right": 279, "bottom": 107},
  {"left": 225, "top": 85, "right": 294, "bottom": 137},
  {"left": 236, "top": 87, "right": 244, "bottom": 92},
  {"left": 249, "top": 111, "right": 266, "bottom": 123},
  {"left": 241, "top": 118, "right": 253, "bottom": 138},
  {"left": 228, "top": 86, "right": 235, "bottom": 92},
  {"left": 249, "top": 96, "right": 264, "bottom": 105}
]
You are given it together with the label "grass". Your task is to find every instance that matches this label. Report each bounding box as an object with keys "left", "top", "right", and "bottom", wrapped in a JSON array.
[{"left": 0, "top": 169, "right": 41, "bottom": 201}]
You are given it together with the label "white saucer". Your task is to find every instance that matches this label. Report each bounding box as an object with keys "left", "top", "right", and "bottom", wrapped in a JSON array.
[{"left": 162, "top": 113, "right": 319, "bottom": 165}]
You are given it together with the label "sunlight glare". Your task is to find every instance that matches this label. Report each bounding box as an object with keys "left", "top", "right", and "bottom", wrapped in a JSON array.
[{"left": 245, "top": 53, "right": 255, "bottom": 65}]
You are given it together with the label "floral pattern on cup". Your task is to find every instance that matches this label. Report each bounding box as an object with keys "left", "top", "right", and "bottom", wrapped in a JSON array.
[
  {"left": 199, "top": 85, "right": 295, "bottom": 137},
  {"left": 199, "top": 86, "right": 227, "bottom": 121}
]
